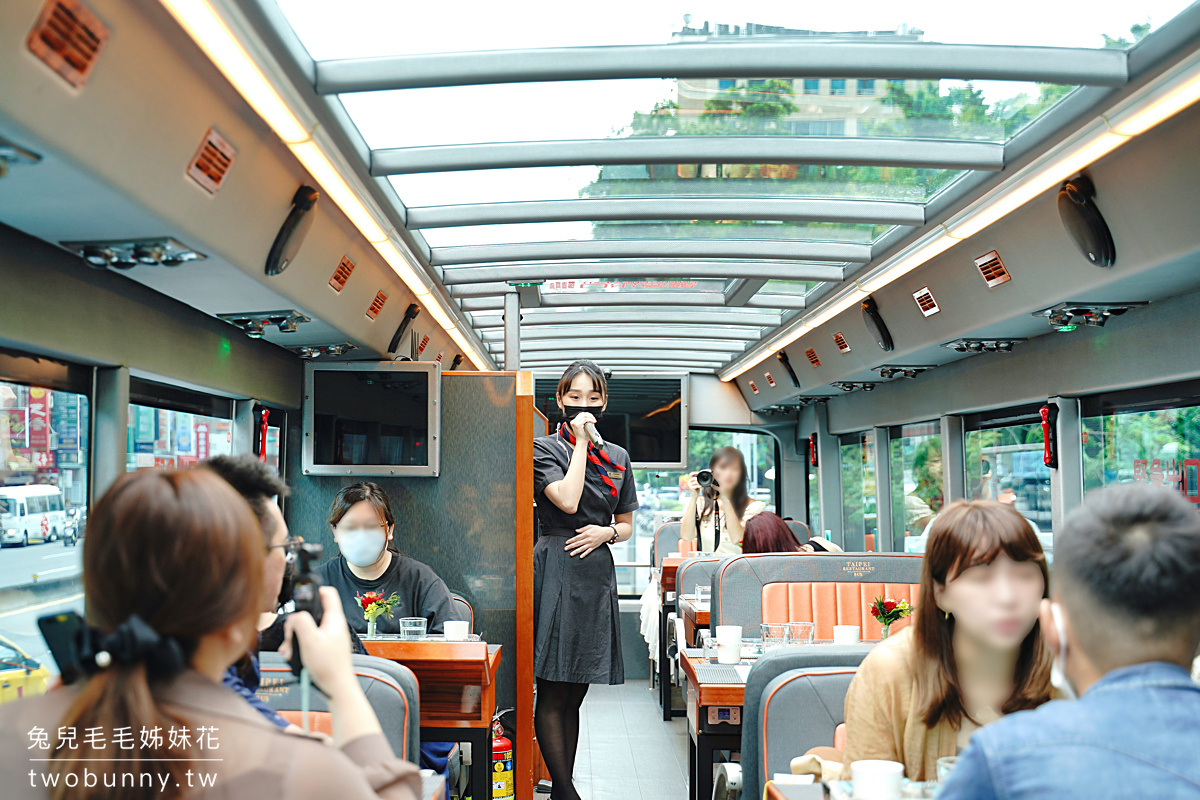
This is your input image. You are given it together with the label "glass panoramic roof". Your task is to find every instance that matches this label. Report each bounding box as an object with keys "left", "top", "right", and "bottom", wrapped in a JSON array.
[
  {"left": 275, "top": 1, "right": 1189, "bottom": 59},
  {"left": 263, "top": 0, "right": 1196, "bottom": 371}
]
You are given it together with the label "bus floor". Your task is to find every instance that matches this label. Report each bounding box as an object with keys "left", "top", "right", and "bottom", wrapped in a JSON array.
[{"left": 572, "top": 678, "right": 690, "bottom": 800}]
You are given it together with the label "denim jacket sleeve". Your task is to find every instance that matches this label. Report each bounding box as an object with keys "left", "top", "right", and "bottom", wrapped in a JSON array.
[{"left": 936, "top": 737, "right": 1003, "bottom": 800}]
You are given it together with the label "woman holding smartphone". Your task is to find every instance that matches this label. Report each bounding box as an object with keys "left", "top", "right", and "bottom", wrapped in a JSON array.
[{"left": 532, "top": 360, "right": 639, "bottom": 800}]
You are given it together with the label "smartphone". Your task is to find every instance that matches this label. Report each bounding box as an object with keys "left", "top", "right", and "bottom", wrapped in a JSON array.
[{"left": 37, "top": 612, "right": 86, "bottom": 685}]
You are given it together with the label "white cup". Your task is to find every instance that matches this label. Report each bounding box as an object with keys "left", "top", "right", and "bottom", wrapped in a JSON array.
[
  {"left": 851, "top": 760, "right": 904, "bottom": 800},
  {"left": 716, "top": 642, "right": 741, "bottom": 665},
  {"left": 715, "top": 624, "right": 742, "bottom": 645},
  {"left": 833, "top": 625, "right": 861, "bottom": 645},
  {"left": 443, "top": 620, "right": 469, "bottom": 641}
]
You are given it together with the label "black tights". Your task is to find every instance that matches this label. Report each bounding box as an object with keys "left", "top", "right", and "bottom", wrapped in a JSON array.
[{"left": 535, "top": 678, "right": 590, "bottom": 800}]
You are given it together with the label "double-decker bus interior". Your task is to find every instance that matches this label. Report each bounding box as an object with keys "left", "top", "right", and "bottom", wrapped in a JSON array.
[{"left": 2, "top": 1, "right": 1200, "bottom": 799}]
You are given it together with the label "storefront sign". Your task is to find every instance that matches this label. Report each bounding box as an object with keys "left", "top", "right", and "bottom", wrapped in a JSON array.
[
  {"left": 194, "top": 423, "right": 210, "bottom": 460},
  {"left": 28, "top": 389, "right": 49, "bottom": 450},
  {"left": 1133, "top": 457, "right": 1200, "bottom": 503},
  {"left": 52, "top": 394, "right": 80, "bottom": 450}
]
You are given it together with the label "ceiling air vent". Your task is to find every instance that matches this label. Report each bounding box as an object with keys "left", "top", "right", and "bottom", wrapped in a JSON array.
[
  {"left": 764, "top": 372, "right": 777, "bottom": 388},
  {"left": 27, "top": 0, "right": 110, "bottom": 89},
  {"left": 833, "top": 332, "right": 851, "bottom": 353},
  {"left": 329, "top": 255, "right": 355, "bottom": 293},
  {"left": 805, "top": 348, "right": 821, "bottom": 367},
  {"left": 974, "top": 250, "right": 1011, "bottom": 288},
  {"left": 913, "top": 286, "right": 940, "bottom": 317},
  {"left": 187, "top": 128, "right": 236, "bottom": 194},
  {"left": 367, "top": 291, "right": 388, "bottom": 320},
  {"left": 748, "top": 381, "right": 759, "bottom": 395}
]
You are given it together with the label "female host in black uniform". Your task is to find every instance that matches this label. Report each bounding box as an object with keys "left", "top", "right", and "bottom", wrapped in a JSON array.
[{"left": 533, "top": 360, "right": 638, "bottom": 800}]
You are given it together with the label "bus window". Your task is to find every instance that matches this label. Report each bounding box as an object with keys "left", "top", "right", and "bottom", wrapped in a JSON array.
[
  {"left": 890, "top": 422, "right": 943, "bottom": 552},
  {"left": 1083, "top": 403, "right": 1200, "bottom": 499},
  {"left": 620, "top": 429, "right": 779, "bottom": 594},
  {"left": 0, "top": 379, "right": 89, "bottom": 689},
  {"left": 841, "top": 431, "right": 877, "bottom": 551},
  {"left": 127, "top": 404, "right": 233, "bottom": 471},
  {"left": 966, "top": 421, "right": 1054, "bottom": 553}
]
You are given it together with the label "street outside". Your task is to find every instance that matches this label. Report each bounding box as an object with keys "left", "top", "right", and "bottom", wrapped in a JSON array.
[{"left": 0, "top": 542, "right": 83, "bottom": 677}]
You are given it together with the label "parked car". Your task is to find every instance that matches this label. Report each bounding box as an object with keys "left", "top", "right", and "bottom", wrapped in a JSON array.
[
  {"left": 0, "top": 634, "right": 49, "bottom": 704},
  {"left": 0, "top": 485, "right": 68, "bottom": 547}
]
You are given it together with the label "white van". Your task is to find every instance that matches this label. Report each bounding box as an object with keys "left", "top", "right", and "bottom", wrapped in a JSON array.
[{"left": 0, "top": 485, "right": 68, "bottom": 547}]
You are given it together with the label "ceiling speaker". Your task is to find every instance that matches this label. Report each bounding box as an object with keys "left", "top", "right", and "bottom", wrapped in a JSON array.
[
  {"left": 862, "top": 296, "right": 894, "bottom": 352},
  {"left": 1057, "top": 175, "right": 1115, "bottom": 268}
]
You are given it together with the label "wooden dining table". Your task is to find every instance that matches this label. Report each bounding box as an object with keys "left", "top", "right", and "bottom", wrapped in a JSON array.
[
  {"left": 678, "top": 595, "right": 710, "bottom": 646},
  {"left": 364, "top": 639, "right": 502, "bottom": 800}
]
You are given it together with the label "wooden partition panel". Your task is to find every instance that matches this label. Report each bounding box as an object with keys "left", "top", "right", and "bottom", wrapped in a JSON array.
[{"left": 286, "top": 371, "right": 534, "bottom": 781}]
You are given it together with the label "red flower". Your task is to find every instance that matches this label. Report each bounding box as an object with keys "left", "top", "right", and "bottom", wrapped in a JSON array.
[
  {"left": 883, "top": 600, "right": 898, "bottom": 614},
  {"left": 359, "top": 592, "right": 381, "bottom": 611}
]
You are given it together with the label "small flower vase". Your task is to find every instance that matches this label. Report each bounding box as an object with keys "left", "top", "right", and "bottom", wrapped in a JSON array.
[
  {"left": 881, "top": 623, "right": 891, "bottom": 640},
  {"left": 366, "top": 617, "right": 377, "bottom": 638}
]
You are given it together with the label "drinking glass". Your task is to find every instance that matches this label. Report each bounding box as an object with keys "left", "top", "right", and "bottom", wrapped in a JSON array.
[
  {"left": 786, "top": 621, "right": 815, "bottom": 646},
  {"left": 703, "top": 636, "right": 719, "bottom": 661},
  {"left": 696, "top": 585, "right": 711, "bottom": 604},
  {"left": 936, "top": 756, "right": 958, "bottom": 784},
  {"left": 760, "top": 622, "right": 788, "bottom": 650},
  {"left": 399, "top": 617, "right": 428, "bottom": 639}
]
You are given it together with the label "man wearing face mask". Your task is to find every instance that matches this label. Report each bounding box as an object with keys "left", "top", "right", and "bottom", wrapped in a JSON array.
[
  {"left": 940, "top": 482, "right": 1200, "bottom": 799},
  {"left": 315, "top": 482, "right": 461, "bottom": 637}
]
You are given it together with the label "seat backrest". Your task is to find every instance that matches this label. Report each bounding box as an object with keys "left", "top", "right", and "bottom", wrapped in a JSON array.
[
  {"left": 451, "top": 592, "right": 474, "bottom": 631},
  {"left": 652, "top": 521, "right": 682, "bottom": 568},
  {"left": 674, "top": 556, "right": 724, "bottom": 598},
  {"left": 712, "top": 553, "right": 923, "bottom": 640},
  {"left": 258, "top": 652, "right": 420, "bottom": 763},
  {"left": 738, "top": 646, "right": 870, "bottom": 800},
  {"left": 784, "top": 519, "right": 811, "bottom": 543},
  {"left": 759, "top": 668, "right": 858, "bottom": 793}
]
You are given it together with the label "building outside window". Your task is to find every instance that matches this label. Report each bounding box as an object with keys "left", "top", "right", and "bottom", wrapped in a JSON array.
[
  {"left": 830, "top": 79, "right": 846, "bottom": 95},
  {"left": 857, "top": 79, "right": 876, "bottom": 95},
  {"left": 803, "top": 78, "right": 820, "bottom": 95},
  {"left": 889, "top": 422, "right": 942, "bottom": 552},
  {"left": 840, "top": 430, "right": 876, "bottom": 550}
]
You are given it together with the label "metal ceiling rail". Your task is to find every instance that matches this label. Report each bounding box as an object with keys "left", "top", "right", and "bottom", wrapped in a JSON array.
[
  {"left": 407, "top": 197, "right": 925, "bottom": 228},
  {"left": 440, "top": 259, "right": 845, "bottom": 285},
  {"left": 478, "top": 325, "right": 762, "bottom": 341},
  {"left": 432, "top": 239, "right": 871, "bottom": 266},
  {"left": 371, "top": 136, "right": 1005, "bottom": 175},
  {"left": 491, "top": 338, "right": 746, "bottom": 353},
  {"left": 522, "top": 362, "right": 720, "bottom": 372},
  {"left": 516, "top": 349, "right": 729, "bottom": 363},
  {"left": 315, "top": 42, "right": 1128, "bottom": 92},
  {"left": 457, "top": 292, "right": 806, "bottom": 311},
  {"left": 469, "top": 309, "right": 782, "bottom": 327}
]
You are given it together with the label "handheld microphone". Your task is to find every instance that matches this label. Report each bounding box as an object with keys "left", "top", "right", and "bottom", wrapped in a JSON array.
[{"left": 584, "top": 421, "right": 606, "bottom": 450}]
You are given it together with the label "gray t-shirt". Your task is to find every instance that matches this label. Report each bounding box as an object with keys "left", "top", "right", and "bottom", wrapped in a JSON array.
[{"left": 316, "top": 552, "right": 462, "bottom": 635}]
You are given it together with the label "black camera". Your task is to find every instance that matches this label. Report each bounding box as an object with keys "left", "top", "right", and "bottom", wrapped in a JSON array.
[
  {"left": 288, "top": 542, "right": 324, "bottom": 676},
  {"left": 696, "top": 469, "right": 716, "bottom": 488}
]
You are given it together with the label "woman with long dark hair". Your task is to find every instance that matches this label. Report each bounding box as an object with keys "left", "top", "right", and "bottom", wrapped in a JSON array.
[
  {"left": 0, "top": 469, "right": 420, "bottom": 800},
  {"left": 680, "top": 446, "right": 766, "bottom": 555},
  {"left": 532, "top": 360, "right": 638, "bottom": 800},
  {"left": 841, "top": 500, "right": 1054, "bottom": 781}
]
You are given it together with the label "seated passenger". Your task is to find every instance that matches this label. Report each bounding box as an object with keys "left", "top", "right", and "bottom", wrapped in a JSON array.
[
  {"left": 680, "top": 447, "right": 766, "bottom": 555},
  {"left": 743, "top": 512, "right": 803, "bottom": 553},
  {"left": 842, "top": 500, "right": 1053, "bottom": 782},
  {"left": 317, "top": 482, "right": 461, "bottom": 635},
  {"left": 940, "top": 483, "right": 1200, "bottom": 799},
  {"left": 799, "top": 535, "right": 843, "bottom": 553},
  {"left": 0, "top": 468, "right": 420, "bottom": 800}
]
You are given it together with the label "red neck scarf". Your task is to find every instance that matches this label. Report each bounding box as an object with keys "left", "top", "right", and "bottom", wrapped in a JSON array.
[{"left": 558, "top": 423, "right": 625, "bottom": 498}]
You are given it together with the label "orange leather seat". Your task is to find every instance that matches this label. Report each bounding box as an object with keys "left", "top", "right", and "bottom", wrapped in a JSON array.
[{"left": 761, "top": 581, "right": 918, "bottom": 640}]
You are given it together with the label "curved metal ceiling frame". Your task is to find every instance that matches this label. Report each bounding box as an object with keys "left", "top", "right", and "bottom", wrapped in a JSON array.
[
  {"left": 478, "top": 325, "right": 764, "bottom": 341},
  {"left": 315, "top": 41, "right": 1128, "bottom": 92},
  {"left": 408, "top": 197, "right": 925, "bottom": 228},
  {"left": 371, "top": 137, "right": 1004, "bottom": 175},
  {"left": 491, "top": 337, "right": 747, "bottom": 354},
  {"left": 468, "top": 308, "right": 784, "bottom": 327},
  {"left": 441, "top": 260, "right": 844, "bottom": 285},
  {"left": 457, "top": 292, "right": 806, "bottom": 311},
  {"left": 432, "top": 239, "right": 871, "bottom": 266}
]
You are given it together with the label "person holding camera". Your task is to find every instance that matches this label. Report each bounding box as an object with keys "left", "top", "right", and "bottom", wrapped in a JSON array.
[
  {"left": 0, "top": 468, "right": 421, "bottom": 800},
  {"left": 533, "top": 360, "right": 638, "bottom": 800},
  {"left": 681, "top": 446, "right": 766, "bottom": 556}
]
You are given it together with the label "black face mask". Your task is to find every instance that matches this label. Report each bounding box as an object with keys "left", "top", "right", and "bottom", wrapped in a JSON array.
[{"left": 561, "top": 404, "right": 605, "bottom": 424}]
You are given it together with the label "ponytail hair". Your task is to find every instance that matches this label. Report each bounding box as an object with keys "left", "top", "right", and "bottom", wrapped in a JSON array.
[{"left": 49, "top": 469, "right": 265, "bottom": 800}]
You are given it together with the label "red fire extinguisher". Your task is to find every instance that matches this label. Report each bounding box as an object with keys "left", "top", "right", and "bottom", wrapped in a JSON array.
[{"left": 491, "top": 710, "right": 514, "bottom": 800}]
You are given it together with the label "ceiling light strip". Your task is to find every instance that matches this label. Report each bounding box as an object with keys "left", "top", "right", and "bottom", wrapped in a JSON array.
[
  {"left": 158, "top": 0, "right": 492, "bottom": 370},
  {"left": 720, "top": 48, "right": 1200, "bottom": 382}
]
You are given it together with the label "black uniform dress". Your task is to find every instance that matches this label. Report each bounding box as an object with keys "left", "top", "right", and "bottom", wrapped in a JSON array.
[{"left": 533, "top": 426, "right": 639, "bottom": 685}]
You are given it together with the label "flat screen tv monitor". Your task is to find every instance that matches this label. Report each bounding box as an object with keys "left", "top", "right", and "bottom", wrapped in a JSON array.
[
  {"left": 534, "top": 372, "right": 688, "bottom": 468},
  {"left": 302, "top": 361, "right": 441, "bottom": 477}
]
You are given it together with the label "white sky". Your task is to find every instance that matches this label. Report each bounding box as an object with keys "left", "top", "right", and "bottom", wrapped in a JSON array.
[{"left": 274, "top": 0, "right": 1192, "bottom": 228}]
